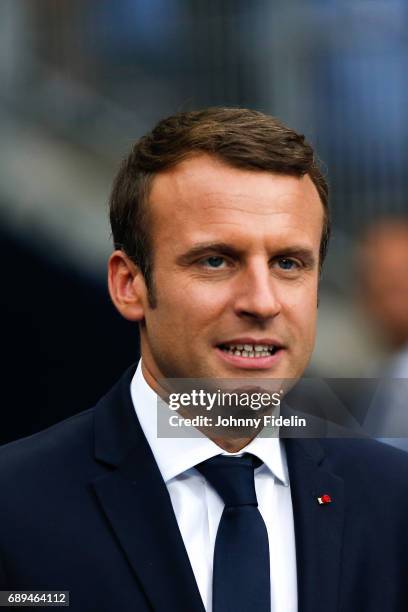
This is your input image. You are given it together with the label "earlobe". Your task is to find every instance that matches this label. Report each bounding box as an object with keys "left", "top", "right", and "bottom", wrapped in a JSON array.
[{"left": 108, "top": 251, "right": 147, "bottom": 321}]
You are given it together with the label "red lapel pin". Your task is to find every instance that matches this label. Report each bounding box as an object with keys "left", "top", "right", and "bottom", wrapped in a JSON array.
[{"left": 317, "top": 494, "right": 332, "bottom": 505}]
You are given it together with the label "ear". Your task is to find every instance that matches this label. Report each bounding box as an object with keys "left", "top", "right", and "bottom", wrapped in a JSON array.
[{"left": 108, "top": 250, "right": 147, "bottom": 321}]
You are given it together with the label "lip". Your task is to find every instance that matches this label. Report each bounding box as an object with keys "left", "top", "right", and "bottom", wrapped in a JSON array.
[
  {"left": 217, "top": 337, "right": 283, "bottom": 348},
  {"left": 215, "top": 346, "right": 285, "bottom": 370}
]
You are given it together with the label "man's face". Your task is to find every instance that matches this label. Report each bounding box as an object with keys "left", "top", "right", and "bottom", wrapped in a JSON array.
[
  {"left": 139, "top": 154, "right": 323, "bottom": 383},
  {"left": 359, "top": 226, "right": 408, "bottom": 348}
]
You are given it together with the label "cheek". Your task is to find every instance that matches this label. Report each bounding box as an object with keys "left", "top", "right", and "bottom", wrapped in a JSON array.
[
  {"left": 284, "top": 283, "right": 318, "bottom": 335},
  {"left": 158, "top": 273, "right": 229, "bottom": 313},
  {"left": 146, "top": 280, "right": 223, "bottom": 346},
  {"left": 283, "top": 275, "right": 318, "bottom": 303}
]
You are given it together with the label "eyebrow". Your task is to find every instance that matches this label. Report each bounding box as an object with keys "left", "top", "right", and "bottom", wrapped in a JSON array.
[
  {"left": 176, "top": 241, "right": 317, "bottom": 267},
  {"left": 176, "top": 242, "right": 241, "bottom": 265}
]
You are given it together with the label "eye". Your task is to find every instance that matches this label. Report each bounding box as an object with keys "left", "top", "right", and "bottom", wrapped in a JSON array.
[
  {"left": 201, "top": 256, "right": 226, "bottom": 268},
  {"left": 276, "top": 258, "right": 299, "bottom": 271}
]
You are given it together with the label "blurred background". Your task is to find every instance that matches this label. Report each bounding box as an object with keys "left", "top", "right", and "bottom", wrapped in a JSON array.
[{"left": 1, "top": 0, "right": 408, "bottom": 444}]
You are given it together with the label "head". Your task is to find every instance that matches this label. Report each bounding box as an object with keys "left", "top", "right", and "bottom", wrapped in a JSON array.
[
  {"left": 357, "top": 218, "right": 408, "bottom": 349},
  {"left": 108, "top": 107, "right": 329, "bottom": 388}
]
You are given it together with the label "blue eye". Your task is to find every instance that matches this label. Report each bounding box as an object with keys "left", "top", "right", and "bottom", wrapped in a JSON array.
[
  {"left": 278, "top": 258, "right": 297, "bottom": 270},
  {"left": 203, "top": 256, "right": 225, "bottom": 268}
]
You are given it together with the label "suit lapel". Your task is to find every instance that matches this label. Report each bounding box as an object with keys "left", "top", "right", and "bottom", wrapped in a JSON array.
[
  {"left": 285, "top": 438, "right": 344, "bottom": 612},
  {"left": 91, "top": 368, "right": 345, "bottom": 612},
  {"left": 92, "top": 367, "right": 205, "bottom": 612}
]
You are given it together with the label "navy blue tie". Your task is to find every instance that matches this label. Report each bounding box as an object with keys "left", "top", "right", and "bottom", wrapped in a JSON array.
[{"left": 196, "top": 454, "right": 271, "bottom": 612}]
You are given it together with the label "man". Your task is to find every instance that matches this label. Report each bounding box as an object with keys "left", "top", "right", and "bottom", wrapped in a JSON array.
[
  {"left": 357, "top": 218, "right": 408, "bottom": 359},
  {"left": 0, "top": 108, "right": 407, "bottom": 611},
  {"left": 357, "top": 218, "right": 408, "bottom": 450}
]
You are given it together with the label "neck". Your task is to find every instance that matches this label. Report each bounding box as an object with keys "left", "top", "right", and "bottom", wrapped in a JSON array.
[
  {"left": 209, "top": 434, "right": 259, "bottom": 453},
  {"left": 140, "top": 359, "right": 265, "bottom": 452}
]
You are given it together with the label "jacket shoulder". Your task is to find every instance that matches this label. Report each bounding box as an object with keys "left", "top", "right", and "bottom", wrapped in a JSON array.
[
  {"left": 320, "top": 437, "right": 408, "bottom": 492},
  {"left": 0, "top": 408, "right": 95, "bottom": 485}
]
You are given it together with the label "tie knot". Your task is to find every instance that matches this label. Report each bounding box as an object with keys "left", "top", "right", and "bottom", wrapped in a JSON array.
[{"left": 196, "top": 454, "right": 261, "bottom": 507}]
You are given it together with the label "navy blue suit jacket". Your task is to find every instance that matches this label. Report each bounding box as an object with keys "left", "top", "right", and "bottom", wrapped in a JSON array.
[{"left": 0, "top": 366, "right": 407, "bottom": 611}]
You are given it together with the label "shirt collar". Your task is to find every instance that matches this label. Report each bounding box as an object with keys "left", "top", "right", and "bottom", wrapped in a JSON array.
[{"left": 130, "top": 360, "right": 289, "bottom": 486}]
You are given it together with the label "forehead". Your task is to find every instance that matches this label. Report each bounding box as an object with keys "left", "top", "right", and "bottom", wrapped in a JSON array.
[
  {"left": 360, "top": 227, "right": 408, "bottom": 283},
  {"left": 147, "top": 154, "right": 324, "bottom": 248},
  {"left": 360, "top": 227, "right": 408, "bottom": 263},
  {"left": 363, "top": 227, "right": 408, "bottom": 254}
]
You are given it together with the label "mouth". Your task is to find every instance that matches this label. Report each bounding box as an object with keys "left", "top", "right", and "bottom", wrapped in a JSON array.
[{"left": 215, "top": 338, "right": 284, "bottom": 370}]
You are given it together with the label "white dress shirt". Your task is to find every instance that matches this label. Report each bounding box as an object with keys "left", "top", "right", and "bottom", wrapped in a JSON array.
[{"left": 130, "top": 360, "right": 298, "bottom": 612}]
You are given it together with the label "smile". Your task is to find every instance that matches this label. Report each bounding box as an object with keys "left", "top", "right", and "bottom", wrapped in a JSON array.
[
  {"left": 215, "top": 339, "right": 284, "bottom": 370},
  {"left": 218, "top": 343, "right": 278, "bottom": 358}
]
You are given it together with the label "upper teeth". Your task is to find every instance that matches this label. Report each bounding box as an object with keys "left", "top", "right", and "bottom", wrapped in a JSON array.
[
  {"left": 226, "top": 344, "right": 275, "bottom": 351},
  {"left": 220, "top": 343, "right": 277, "bottom": 358}
]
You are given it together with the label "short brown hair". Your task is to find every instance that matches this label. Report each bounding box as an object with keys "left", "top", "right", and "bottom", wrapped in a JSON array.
[{"left": 109, "top": 107, "right": 329, "bottom": 300}]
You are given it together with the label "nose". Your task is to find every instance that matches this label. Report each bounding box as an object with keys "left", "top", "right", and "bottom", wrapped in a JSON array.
[{"left": 233, "top": 261, "right": 281, "bottom": 322}]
